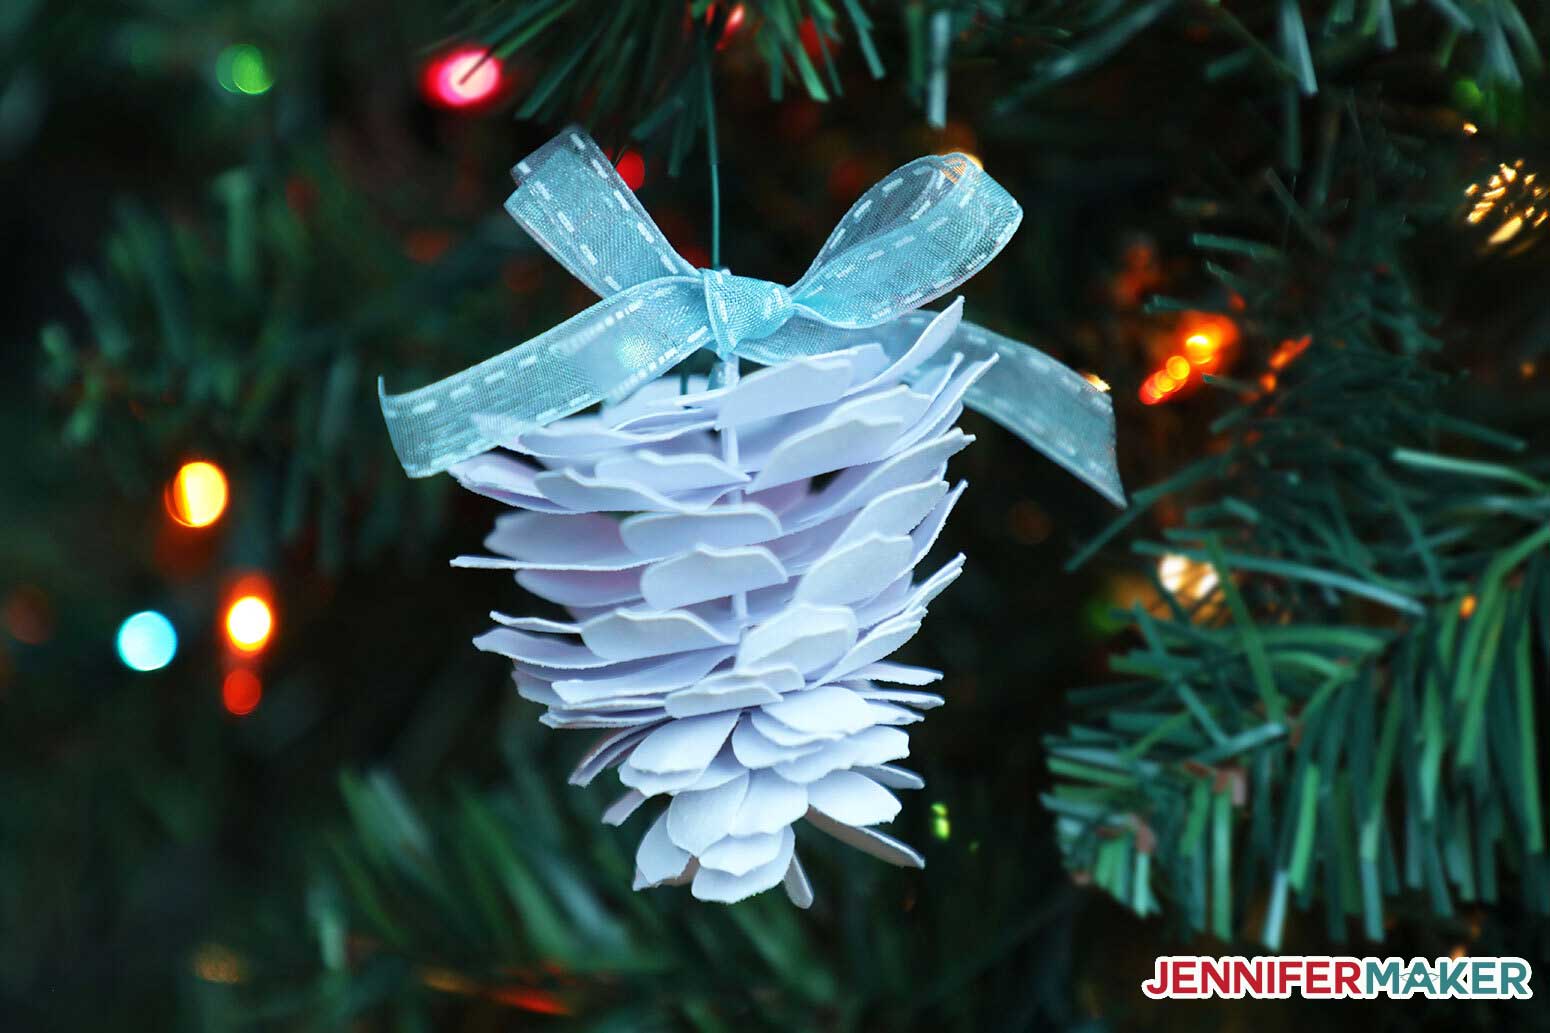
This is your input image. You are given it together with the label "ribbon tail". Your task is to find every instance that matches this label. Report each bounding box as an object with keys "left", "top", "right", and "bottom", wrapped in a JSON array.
[
  {"left": 742, "top": 311, "right": 1124, "bottom": 506},
  {"left": 950, "top": 320, "right": 1125, "bottom": 507}
]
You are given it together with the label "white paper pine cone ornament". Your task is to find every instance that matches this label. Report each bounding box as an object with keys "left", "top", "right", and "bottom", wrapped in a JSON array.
[{"left": 378, "top": 127, "right": 1125, "bottom": 907}]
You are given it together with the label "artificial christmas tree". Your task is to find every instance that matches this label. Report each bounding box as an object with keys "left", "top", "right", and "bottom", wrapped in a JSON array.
[{"left": 10, "top": 1, "right": 1550, "bottom": 1029}]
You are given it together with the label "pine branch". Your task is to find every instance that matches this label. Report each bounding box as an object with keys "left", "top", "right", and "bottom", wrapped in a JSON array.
[
  {"left": 229, "top": 723, "right": 1090, "bottom": 1030},
  {"left": 1045, "top": 102, "right": 1550, "bottom": 948},
  {"left": 37, "top": 155, "right": 543, "bottom": 569}
]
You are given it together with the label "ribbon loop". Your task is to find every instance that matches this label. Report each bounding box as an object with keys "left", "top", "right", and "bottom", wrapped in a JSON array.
[{"left": 379, "top": 125, "right": 1124, "bottom": 507}]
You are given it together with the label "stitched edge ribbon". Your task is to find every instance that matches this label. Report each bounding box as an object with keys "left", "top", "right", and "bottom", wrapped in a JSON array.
[{"left": 378, "top": 126, "right": 1124, "bottom": 506}]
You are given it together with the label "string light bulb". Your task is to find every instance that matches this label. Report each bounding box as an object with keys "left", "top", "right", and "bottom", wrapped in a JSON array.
[
  {"left": 1184, "top": 333, "right": 1217, "bottom": 364},
  {"left": 165, "top": 460, "right": 229, "bottom": 528},
  {"left": 1140, "top": 314, "right": 1239, "bottom": 405},
  {"left": 1158, "top": 553, "right": 1219, "bottom": 602},
  {"left": 117, "top": 611, "right": 178, "bottom": 671},
  {"left": 708, "top": 2, "right": 747, "bottom": 48},
  {"left": 614, "top": 150, "right": 645, "bottom": 191},
  {"left": 931, "top": 801, "right": 951, "bottom": 840},
  {"left": 422, "top": 47, "right": 504, "bottom": 110},
  {"left": 1464, "top": 159, "right": 1547, "bottom": 253},
  {"left": 223, "top": 580, "right": 275, "bottom": 654},
  {"left": 215, "top": 44, "right": 273, "bottom": 96},
  {"left": 222, "top": 669, "right": 263, "bottom": 716}
]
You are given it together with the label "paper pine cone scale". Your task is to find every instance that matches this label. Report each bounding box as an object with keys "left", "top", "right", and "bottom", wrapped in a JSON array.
[{"left": 452, "top": 303, "right": 988, "bottom": 906}]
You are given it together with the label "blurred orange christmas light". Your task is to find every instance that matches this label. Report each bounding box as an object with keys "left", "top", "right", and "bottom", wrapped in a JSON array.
[
  {"left": 224, "top": 586, "right": 274, "bottom": 654},
  {"left": 1184, "top": 333, "right": 1217, "bottom": 364},
  {"left": 166, "top": 461, "right": 228, "bottom": 528},
  {"left": 192, "top": 943, "right": 246, "bottom": 983},
  {"left": 1140, "top": 313, "right": 1239, "bottom": 405},
  {"left": 223, "top": 669, "right": 262, "bottom": 715},
  {"left": 1269, "top": 334, "right": 1312, "bottom": 370}
]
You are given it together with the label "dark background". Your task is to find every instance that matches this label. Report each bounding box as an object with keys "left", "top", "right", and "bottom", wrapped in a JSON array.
[{"left": 3, "top": 1, "right": 1548, "bottom": 1030}]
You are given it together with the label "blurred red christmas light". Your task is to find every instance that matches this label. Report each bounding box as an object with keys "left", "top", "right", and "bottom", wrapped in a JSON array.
[
  {"left": 614, "top": 150, "right": 645, "bottom": 191},
  {"left": 404, "top": 229, "right": 454, "bottom": 264},
  {"left": 422, "top": 47, "right": 504, "bottom": 110},
  {"left": 2, "top": 585, "right": 53, "bottom": 645},
  {"left": 222, "top": 669, "right": 262, "bottom": 716},
  {"left": 706, "top": 3, "right": 747, "bottom": 49},
  {"left": 798, "top": 17, "right": 834, "bottom": 60},
  {"left": 487, "top": 987, "right": 570, "bottom": 1015}
]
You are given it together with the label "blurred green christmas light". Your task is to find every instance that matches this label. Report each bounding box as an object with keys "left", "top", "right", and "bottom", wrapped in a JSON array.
[
  {"left": 1452, "top": 78, "right": 1483, "bottom": 110},
  {"left": 216, "top": 44, "right": 273, "bottom": 95},
  {"left": 931, "top": 802, "right": 951, "bottom": 840}
]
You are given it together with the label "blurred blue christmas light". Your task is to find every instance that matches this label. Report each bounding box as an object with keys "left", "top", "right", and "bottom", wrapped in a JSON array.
[
  {"left": 216, "top": 44, "right": 273, "bottom": 95},
  {"left": 116, "top": 611, "right": 178, "bottom": 671}
]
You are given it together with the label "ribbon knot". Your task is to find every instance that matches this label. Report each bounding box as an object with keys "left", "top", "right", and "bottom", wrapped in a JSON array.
[
  {"left": 378, "top": 125, "right": 1125, "bottom": 507},
  {"left": 700, "top": 269, "right": 793, "bottom": 357}
]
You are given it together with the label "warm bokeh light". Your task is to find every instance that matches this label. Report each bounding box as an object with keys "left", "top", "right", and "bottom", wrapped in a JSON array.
[
  {"left": 165, "top": 460, "right": 229, "bottom": 528},
  {"left": 422, "top": 47, "right": 503, "bottom": 109},
  {"left": 709, "top": 2, "right": 747, "bottom": 48},
  {"left": 225, "top": 595, "right": 274, "bottom": 652},
  {"left": 1082, "top": 371, "right": 1111, "bottom": 393},
  {"left": 1143, "top": 315, "right": 1240, "bottom": 405},
  {"left": 3, "top": 585, "right": 54, "bottom": 645},
  {"left": 192, "top": 943, "right": 245, "bottom": 983},
  {"left": 614, "top": 150, "right": 645, "bottom": 191},
  {"left": 486, "top": 987, "right": 571, "bottom": 1015},
  {"left": 420, "top": 966, "right": 571, "bottom": 1015},
  {"left": 1459, "top": 593, "right": 1478, "bottom": 619},
  {"left": 1464, "top": 159, "right": 1547, "bottom": 251},
  {"left": 222, "top": 669, "right": 263, "bottom": 716},
  {"left": 1158, "top": 553, "right": 1219, "bottom": 602},
  {"left": 117, "top": 611, "right": 178, "bottom": 671},
  {"left": 1184, "top": 334, "right": 1215, "bottom": 365},
  {"left": 1268, "top": 334, "right": 1312, "bottom": 370}
]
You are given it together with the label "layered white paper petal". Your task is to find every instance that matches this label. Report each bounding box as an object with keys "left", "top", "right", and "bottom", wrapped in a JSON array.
[{"left": 450, "top": 303, "right": 987, "bottom": 907}]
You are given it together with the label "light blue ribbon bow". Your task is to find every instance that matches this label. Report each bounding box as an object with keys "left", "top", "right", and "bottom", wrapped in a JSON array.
[{"left": 379, "top": 126, "right": 1124, "bottom": 506}]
